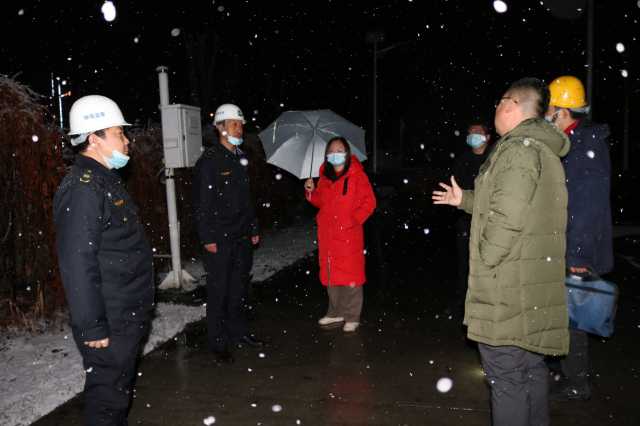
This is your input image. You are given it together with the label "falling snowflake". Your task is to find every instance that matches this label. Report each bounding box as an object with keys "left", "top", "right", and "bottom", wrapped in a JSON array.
[
  {"left": 621, "top": 69, "right": 629, "bottom": 78},
  {"left": 272, "top": 404, "right": 283, "bottom": 412},
  {"left": 587, "top": 150, "right": 595, "bottom": 159},
  {"left": 101, "top": 1, "right": 116, "bottom": 22},
  {"left": 240, "top": 158, "right": 249, "bottom": 166},
  {"left": 203, "top": 416, "right": 216, "bottom": 425},
  {"left": 275, "top": 173, "right": 282, "bottom": 180},
  {"left": 493, "top": 0, "right": 508, "bottom": 13},
  {"left": 616, "top": 42, "right": 625, "bottom": 53},
  {"left": 436, "top": 377, "right": 453, "bottom": 393},
  {"left": 32, "top": 135, "right": 39, "bottom": 142},
  {"left": 171, "top": 28, "right": 181, "bottom": 37},
  {"left": 423, "top": 228, "right": 430, "bottom": 235}
]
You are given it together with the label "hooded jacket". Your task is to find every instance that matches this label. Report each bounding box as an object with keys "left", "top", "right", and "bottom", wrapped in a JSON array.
[
  {"left": 459, "top": 118, "right": 571, "bottom": 355},
  {"left": 306, "top": 157, "right": 376, "bottom": 286}
]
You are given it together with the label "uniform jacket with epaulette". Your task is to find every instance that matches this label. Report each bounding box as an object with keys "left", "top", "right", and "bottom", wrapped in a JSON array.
[
  {"left": 192, "top": 142, "right": 259, "bottom": 244},
  {"left": 53, "top": 155, "right": 155, "bottom": 341}
]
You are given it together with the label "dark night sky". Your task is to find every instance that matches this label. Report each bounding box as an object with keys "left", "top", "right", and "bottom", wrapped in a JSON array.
[{"left": 2, "top": 0, "right": 638, "bottom": 166}]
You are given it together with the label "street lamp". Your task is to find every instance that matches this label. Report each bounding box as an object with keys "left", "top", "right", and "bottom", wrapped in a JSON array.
[
  {"left": 366, "top": 32, "right": 413, "bottom": 174},
  {"left": 50, "top": 74, "right": 72, "bottom": 130}
]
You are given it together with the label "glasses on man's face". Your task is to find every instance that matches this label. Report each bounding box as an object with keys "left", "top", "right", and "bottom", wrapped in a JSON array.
[{"left": 495, "top": 96, "right": 519, "bottom": 108}]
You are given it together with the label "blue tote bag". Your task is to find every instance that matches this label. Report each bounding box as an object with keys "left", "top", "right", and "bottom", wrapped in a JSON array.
[{"left": 565, "top": 274, "right": 619, "bottom": 337}]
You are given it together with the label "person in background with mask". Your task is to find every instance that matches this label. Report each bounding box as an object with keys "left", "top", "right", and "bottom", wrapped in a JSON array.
[
  {"left": 304, "top": 137, "right": 376, "bottom": 332},
  {"left": 193, "top": 103, "right": 262, "bottom": 364},
  {"left": 452, "top": 123, "right": 492, "bottom": 316},
  {"left": 54, "top": 95, "right": 155, "bottom": 425},
  {"left": 545, "top": 75, "right": 613, "bottom": 401}
]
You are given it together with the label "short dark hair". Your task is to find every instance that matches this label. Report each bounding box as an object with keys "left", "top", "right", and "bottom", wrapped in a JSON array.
[
  {"left": 62, "top": 129, "right": 106, "bottom": 162},
  {"left": 507, "top": 77, "right": 550, "bottom": 118},
  {"left": 323, "top": 136, "right": 351, "bottom": 181},
  {"left": 468, "top": 122, "right": 489, "bottom": 134}
]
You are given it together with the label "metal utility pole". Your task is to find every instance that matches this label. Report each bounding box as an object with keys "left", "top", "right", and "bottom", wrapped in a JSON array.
[
  {"left": 586, "top": 0, "right": 594, "bottom": 120},
  {"left": 366, "top": 31, "right": 385, "bottom": 175},
  {"left": 157, "top": 65, "right": 196, "bottom": 290}
]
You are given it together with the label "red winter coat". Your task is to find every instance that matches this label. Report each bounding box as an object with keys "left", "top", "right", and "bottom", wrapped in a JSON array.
[{"left": 306, "top": 157, "right": 376, "bottom": 286}]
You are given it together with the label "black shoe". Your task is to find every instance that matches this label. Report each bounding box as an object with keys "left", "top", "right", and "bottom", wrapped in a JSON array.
[
  {"left": 549, "top": 381, "right": 591, "bottom": 401},
  {"left": 212, "top": 349, "right": 234, "bottom": 364},
  {"left": 236, "top": 334, "right": 265, "bottom": 348}
]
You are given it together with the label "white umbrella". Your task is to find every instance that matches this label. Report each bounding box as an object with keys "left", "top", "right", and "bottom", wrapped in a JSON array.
[{"left": 258, "top": 109, "right": 367, "bottom": 178}]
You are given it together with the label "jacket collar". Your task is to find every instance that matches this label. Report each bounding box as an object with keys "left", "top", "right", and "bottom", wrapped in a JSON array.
[
  {"left": 75, "top": 154, "right": 122, "bottom": 182},
  {"left": 505, "top": 117, "right": 571, "bottom": 157}
]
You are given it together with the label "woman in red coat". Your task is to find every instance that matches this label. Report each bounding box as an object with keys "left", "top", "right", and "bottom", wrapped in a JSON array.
[{"left": 304, "top": 137, "right": 376, "bottom": 332}]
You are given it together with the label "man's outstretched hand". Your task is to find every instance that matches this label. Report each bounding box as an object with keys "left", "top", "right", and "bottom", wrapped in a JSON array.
[{"left": 432, "top": 176, "right": 463, "bottom": 207}]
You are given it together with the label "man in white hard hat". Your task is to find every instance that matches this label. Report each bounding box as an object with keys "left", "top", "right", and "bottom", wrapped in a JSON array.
[
  {"left": 193, "top": 103, "right": 262, "bottom": 364},
  {"left": 53, "top": 95, "right": 154, "bottom": 425}
]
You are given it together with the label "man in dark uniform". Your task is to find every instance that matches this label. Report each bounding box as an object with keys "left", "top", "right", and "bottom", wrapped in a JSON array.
[
  {"left": 53, "top": 94, "right": 155, "bottom": 425},
  {"left": 193, "top": 103, "right": 262, "bottom": 364},
  {"left": 546, "top": 75, "right": 614, "bottom": 401},
  {"left": 452, "top": 122, "right": 492, "bottom": 314}
]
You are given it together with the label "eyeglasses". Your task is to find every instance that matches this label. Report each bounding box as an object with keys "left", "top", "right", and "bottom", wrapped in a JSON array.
[{"left": 495, "top": 96, "right": 519, "bottom": 108}]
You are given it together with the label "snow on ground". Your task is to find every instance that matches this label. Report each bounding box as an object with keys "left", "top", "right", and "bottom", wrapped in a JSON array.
[{"left": 0, "top": 218, "right": 317, "bottom": 426}]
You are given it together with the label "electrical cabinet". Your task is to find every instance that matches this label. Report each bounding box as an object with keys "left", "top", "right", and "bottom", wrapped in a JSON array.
[{"left": 160, "top": 104, "right": 203, "bottom": 168}]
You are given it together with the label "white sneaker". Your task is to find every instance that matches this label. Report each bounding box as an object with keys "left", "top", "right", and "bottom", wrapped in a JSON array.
[
  {"left": 318, "top": 316, "right": 344, "bottom": 326},
  {"left": 343, "top": 322, "right": 360, "bottom": 332}
]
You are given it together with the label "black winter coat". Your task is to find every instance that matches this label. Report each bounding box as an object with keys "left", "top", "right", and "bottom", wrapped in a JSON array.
[
  {"left": 563, "top": 120, "right": 614, "bottom": 274},
  {"left": 53, "top": 156, "right": 155, "bottom": 341},
  {"left": 192, "top": 143, "right": 258, "bottom": 244}
]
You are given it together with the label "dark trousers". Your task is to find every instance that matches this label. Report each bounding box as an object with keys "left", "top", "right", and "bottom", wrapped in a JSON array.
[
  {"left": 561, "top": 328, "right": 590, "bottom": 386},
  {"left": 478, "top": 344, "right": 549, "bottom": 426},
  {"left": 203, "top": 238, "right": 252, "bottom": 351},
  {"left": 74, "top": 321, "right": 149, "bottom": 426}
]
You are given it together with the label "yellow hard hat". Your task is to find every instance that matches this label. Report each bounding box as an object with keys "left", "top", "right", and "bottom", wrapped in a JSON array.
[{"left": 549, "top": 75, "right": 587, "bottom": 109}]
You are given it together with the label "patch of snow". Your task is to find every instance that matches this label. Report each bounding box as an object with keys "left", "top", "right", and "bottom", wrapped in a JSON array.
[{"left": 1, "top": 219, "right": 317, "bottom": 425}]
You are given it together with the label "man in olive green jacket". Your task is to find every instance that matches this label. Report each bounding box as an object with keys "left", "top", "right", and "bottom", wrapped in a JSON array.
[{"left": 433, "top": 78, "right": 570, "bottom": 426}]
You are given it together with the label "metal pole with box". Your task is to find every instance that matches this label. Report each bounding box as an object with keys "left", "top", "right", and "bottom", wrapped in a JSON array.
[{"left": 156, "top": 66, "right": 202, "bottom": 290}]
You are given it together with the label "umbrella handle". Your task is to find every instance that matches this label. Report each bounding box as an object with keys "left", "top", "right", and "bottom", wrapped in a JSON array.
[{"left": 309, "top": 135, "right": 315, "bottom": 178}]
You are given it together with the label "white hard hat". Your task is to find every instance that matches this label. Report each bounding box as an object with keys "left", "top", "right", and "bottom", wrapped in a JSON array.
[
  {"left": 68, "top": 95, "right": 131, "bottom": 136},
  {"left": 214, "top": 103, "right": 245, "bottom": 124}
]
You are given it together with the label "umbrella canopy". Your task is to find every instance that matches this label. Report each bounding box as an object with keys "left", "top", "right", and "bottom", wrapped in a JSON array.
[{"left": 258, "top": 109, "right": 367, "bottom": 178}]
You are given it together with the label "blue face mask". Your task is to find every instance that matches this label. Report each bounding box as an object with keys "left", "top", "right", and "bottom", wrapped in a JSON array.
[
  {"left": 228, "top": 135, "right": 243, "bottom": 146},
  {"left": 327, "top": 152, "right": 347, "bottom": 166},
  {"left": 466, "top": 133, "right": 487, "bottom": 149},
  {"left": 104, "top": 149, "right": 130, "bottom": 169}
]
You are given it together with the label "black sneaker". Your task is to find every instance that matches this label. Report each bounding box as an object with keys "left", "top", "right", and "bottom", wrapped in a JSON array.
[
  {"left": 236, "top": 334, "right": 265, "bottom": 348},
  {"left": 549, "top": 380, "right": 591, "bottom": 401},
  {"left": 212, "top": 348, "right": 234, "bottom": 364}
]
